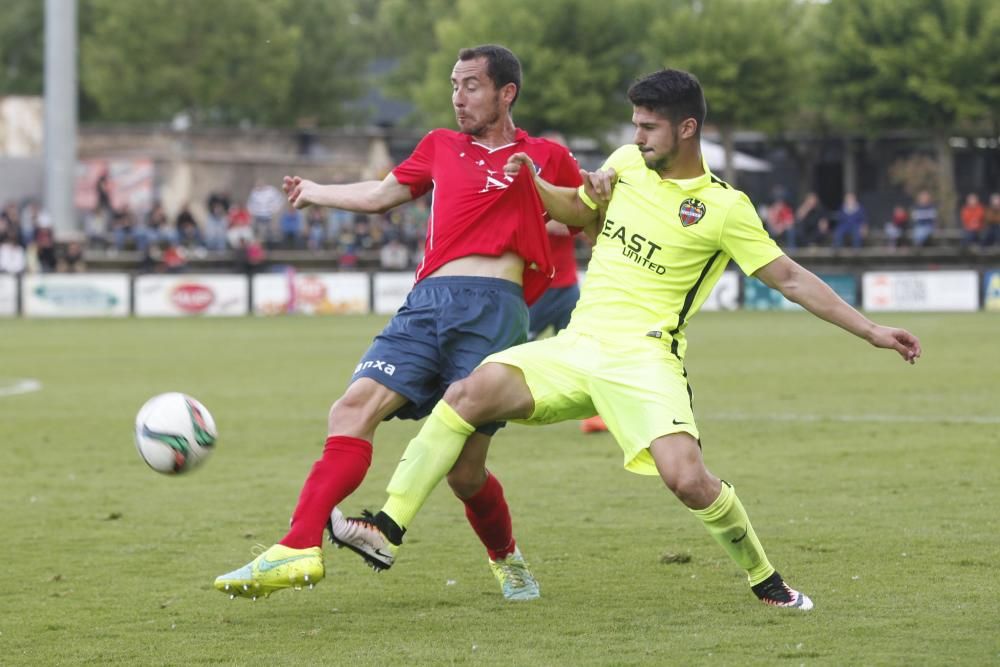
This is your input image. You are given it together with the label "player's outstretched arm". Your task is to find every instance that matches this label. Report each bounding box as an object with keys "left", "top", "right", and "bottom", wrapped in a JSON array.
[
  {"left": 504, "top": 153, "right": 603, "bottom": 229},
  {"left": 282, "top": 172, "right": 413, "bottom": 213},
  {"left": 754, "top": 255, "right": 922, "bottom": 364}
]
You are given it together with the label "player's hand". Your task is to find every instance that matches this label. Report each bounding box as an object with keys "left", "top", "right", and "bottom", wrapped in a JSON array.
[
  {"left": 504, "top": 152, "right": 537, "bottom": 181},
  {"left": 285, "top": 177, "right": 318, "bottom": 209},
  {"left": 581, "top": 168, "right": 617, "bottom": 207},
  {"left": 868, "top": 325, "right": 922, "bottom": 364},
  {"left": 282, "top": 175, "right": 301, "bottom": 196}
]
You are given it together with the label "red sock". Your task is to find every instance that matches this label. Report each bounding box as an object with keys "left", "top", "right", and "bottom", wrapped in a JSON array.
[
  {"left": 461, "top": 472, "right": 515, "bottom": 561},
  {"left": 280, "top": 435, "right": 372, "bottom": 549}
]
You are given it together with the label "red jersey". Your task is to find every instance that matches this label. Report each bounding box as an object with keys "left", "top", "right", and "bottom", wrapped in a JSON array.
[
  {"left": 547, "top": 231, "right": 579, "bottom": 288},
  {"left": 393, "top": 128, "right": 582, "bottom": 304}
]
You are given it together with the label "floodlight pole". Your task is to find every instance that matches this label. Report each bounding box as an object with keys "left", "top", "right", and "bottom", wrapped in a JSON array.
[{"left": 44, "top": 0, "right": 78, "bottom": 240}]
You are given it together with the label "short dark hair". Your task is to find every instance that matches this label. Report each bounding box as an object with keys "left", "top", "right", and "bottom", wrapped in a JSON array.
[
  {"left": 458, "top": 44, "right": 522, "bottom": 107},
  {"left": 627, "top": 69, "right": 706, "bottom": 135}
]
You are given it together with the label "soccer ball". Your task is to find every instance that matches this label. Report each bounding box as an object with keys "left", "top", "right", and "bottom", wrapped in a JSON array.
[{"left": 134, "top": 392, "right": 217, "bottom": 474}]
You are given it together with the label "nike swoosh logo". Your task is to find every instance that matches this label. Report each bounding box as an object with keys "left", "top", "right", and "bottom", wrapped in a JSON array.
[
  {"left": 672, "top": 418, "right": 689, "bottom": 425},
  {"left": 731, "top": 526, "right": 749, "bottom": 544},
  {"left": 258, "top": 554, "right": 312, "bottom": 572}
]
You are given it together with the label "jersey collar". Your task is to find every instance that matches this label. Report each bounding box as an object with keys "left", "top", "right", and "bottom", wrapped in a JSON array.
[
  {"left": 467, "top": 128, "right": 529, "bottom": 153},
  {"left": 661, "top": 156, "right": 713, "bottom": 191}
]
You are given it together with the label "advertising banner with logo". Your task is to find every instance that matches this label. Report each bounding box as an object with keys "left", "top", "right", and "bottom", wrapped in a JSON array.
[
  {"left": 134, "top": 275, "right": 249, "bottom": 316},
  {"left": 373, "top": 272, "right": 415, "bottom": 315},
  {"left": 22, "top": 274, "right": 129, "bottom": 317},
  {"left": 0, "top": 274, "right": 16, "bottom": 316},
  {"left": 863, "top": 271, "right": 978, "bottom": 311},
  {"left": 743, "top": 273, "right": 857, "bottom": 311},
  {"left": 983, "top": 271, "right": 1000, "bottom": 312},
  {"left": 253, "top": 271, "right": 369, "bottom": 315}
]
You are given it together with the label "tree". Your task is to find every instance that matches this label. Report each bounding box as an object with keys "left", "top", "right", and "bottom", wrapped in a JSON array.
[
  {"left": 816, "top": 0, "right": 1000, "bottom": 225},
  {"left": 81, "top": 0, "right": 301, "bottom": 125},
  {"left": 280, "top": 0, "right": 376, "bottom": 127},
  {"left": 0, "top": 0, "right": 44, "bottom": 96},
  {"left": 642, "top": 0, "right": 805, "bottom": 186},
  {"left": 375, "top": 0, "right": 660, "bottom": 139}
]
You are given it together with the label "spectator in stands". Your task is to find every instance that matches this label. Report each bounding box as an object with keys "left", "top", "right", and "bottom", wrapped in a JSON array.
[
  {"left": 112, "top": 206, "right": 142, "bottom": 252},
  {"left": 33, "top": 223, "right": 57, "bottom": 272},
  {"left": 884, "top": 205, "right": 909, "bottom": 251},
  {"left": 795, "top": 192, "right": 830, "bottom": 248},
  {"left": 306, "top": 207, "right": 327, "bottom": 251},
  {"left": 175, "top": 204, "right": 205, "bottom": 252},
  {"left": 58, "top": 241, "right": 86, "bottom": 273},
  {"left": 204, "top": 200, "right": 229, "bottom": 252},
  {"left": 959, "top": 193, "right": 985, "bottom": 251},
  {"left": 766, "top": 193, "right": 796, "bottom": 249},
  {"left": 910, "top": 190, "right": 937, "bottom": 248},
  {"left": 95, "top": 169, "right": 113, "bottom": 220},
  {"left": 1, "top": 202, "right": 23, "bottom": 246},
  {"left": 235, "top": 236, "right": 265, "bottom": 274},
  {"left": 247, "top": 180, "right": 284, "bottom": 244},
  {"left": 379, "top": 234, "right": 410, "bottom": 270},
  {"left": 207, "top": 190, "right": 231, "bottom": 214},
  {"left": 0, "top": 234, "right": 26, "bottom": 274},
  {"left": 162, "top": 241, "right": 187, "bottom": 273},
  {"left": 19, "top": 200, "right": 42, "bottom": 246},
  {"left": 984, "top": 193, "right": 1000, "bottom": 247},
  {"left": 833, "top": 192, "right": 867, "bottom": 249},
  {"left": 145, "top": 201, "right": 175, "bottom": 250},
  {"left": 279, "top": 205, "right": 304, "bottom": 249},
  {"left": 226, "top": 204, "right": 254, "bottom": 249}
]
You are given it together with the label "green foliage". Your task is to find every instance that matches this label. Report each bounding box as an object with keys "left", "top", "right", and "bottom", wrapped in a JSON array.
[
  {"left": 377, "top": 0, "right": 659, "bottom": 136},
  {"left": 0, "top": 0, "right": 44, "bottom": 95},
  {"left": 281, "top": 0, "right": 376, "bottom": 127},
  {"left": 2, "top": 313, "right": 999, "bottom": 664},
  {"left": 643, "top": 0, "right": 805, "bottom": 132},
  {"left": 816, "top": 0, "right": 1000, "bottom": 132},
  {"left": 81, "top": 0, "right": 301, "bottom": 125}
]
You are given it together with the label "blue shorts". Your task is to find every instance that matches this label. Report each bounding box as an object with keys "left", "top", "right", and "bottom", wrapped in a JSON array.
[
  {"left": 353, "top": 276, "right": 528, "bottom": 434},
  {"left": 528, "top": 284, "right": 580, "bottom": 339}
]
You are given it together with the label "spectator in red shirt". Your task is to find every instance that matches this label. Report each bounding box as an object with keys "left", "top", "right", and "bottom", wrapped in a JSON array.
[
  {"left": 215, "top": 45, "right": 581, "bottom": 602},
  {"left": 959, "top": 193, "right": 986, "bottom": 250}
]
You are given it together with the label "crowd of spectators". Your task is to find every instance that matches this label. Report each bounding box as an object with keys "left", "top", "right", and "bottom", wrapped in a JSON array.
[
  {"left": 4, "top": 182, "right": 1000, "bottom": 277},
  {"left": 760, "top": 189, "right": 1000, "bottom": 253},
  {"left": 0, "top": 178, "right": 433, "bottom": 276}
]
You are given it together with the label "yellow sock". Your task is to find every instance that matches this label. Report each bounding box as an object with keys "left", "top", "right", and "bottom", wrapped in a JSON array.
[
  {"left": 382, "top": 401, "right": 476, "bottom": 529},
  {"left": 691, "top": 481, "right": 775, "bottom": 586}
]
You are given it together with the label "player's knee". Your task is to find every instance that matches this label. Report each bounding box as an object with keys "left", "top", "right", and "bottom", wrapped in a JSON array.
[
  {"left": 664, "top": 468, "right": 716, "bottom": 508},
  {"left": 442, "top": 376, "right": 493, "bottom": 423}
]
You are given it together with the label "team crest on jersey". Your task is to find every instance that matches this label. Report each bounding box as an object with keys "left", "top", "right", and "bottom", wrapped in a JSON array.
[{"left": 678, "top": 198, "right": 706, "bottom": 227}]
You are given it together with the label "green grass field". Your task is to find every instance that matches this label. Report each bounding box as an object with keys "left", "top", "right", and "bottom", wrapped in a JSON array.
[{"left": 1, "top": 312, "right": 998, "bottom": 666}]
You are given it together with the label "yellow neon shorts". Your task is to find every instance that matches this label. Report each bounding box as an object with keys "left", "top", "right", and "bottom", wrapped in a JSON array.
[{"left": 483, "top": 330, "right": 698, "bottom": 475}]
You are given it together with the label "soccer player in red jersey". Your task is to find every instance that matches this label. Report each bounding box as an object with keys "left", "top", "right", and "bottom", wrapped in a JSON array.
[{"left": 214, "top": 45, "right": 581, "bottom": 601}]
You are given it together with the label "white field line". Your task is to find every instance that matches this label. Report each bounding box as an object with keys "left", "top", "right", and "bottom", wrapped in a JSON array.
[
  {"left": 704, "top": 411, "right": 1000, "bottom": 425},
  {"left": 0, "top": 379, "right": 43, "bottom": 398}
]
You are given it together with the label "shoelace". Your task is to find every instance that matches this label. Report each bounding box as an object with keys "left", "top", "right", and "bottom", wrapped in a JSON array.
[{"left": 496, "top": 558, "right": 528, "bottom": 589}]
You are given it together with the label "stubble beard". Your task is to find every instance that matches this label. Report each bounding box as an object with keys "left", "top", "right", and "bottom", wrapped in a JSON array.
[{"left": 458, "top": 95, "right": 502, "bottom": 138}]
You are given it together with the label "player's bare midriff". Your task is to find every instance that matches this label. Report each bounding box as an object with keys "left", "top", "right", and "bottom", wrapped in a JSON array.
[{"left": 426, "top": 252, "right": 524, "bottom": 284}]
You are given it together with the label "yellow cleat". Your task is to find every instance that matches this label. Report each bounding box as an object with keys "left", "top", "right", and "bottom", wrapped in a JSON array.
[{"left": 214, "top": 544, "right": 324, "bottom": 599}]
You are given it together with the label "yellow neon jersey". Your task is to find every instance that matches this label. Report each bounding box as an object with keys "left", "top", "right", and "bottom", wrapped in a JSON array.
[{"left": 569, "top": 144, "right": 783, "bottom": 358}]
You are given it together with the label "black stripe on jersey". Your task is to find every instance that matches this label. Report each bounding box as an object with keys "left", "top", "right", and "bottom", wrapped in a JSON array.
[
  {"left": 669, "top": 250, "right": 722, "bottom": 357},
  {"left": 710, "top": 175, "right": 731, "bottom": 189}
]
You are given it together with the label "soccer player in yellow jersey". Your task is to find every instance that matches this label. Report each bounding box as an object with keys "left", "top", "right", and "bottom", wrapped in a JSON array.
[{"left": 330, "top": 69, "right": 922, "bottom": 609}]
